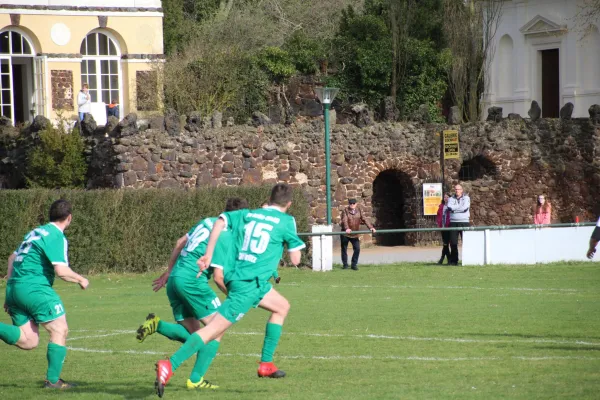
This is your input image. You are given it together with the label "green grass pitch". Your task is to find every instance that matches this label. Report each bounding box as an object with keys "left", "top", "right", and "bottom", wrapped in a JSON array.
[{"left": 1, "top": 262, "right": 600, "bottom": 399}]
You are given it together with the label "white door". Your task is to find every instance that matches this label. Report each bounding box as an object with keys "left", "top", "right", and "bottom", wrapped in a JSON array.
[{"left": 0, "top": 56, "right": 13, "bottom": 124}]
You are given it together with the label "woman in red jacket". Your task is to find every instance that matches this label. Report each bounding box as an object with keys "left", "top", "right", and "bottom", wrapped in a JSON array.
[{"left": 436, "top": 193, "right": 451, "bottom": 264}]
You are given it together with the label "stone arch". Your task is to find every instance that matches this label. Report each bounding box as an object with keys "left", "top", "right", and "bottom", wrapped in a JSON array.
[
  {"left": 498, "top": 34, "right": 514, "bottom": 98},
  {"left": 458, "top": 155, "right": 498, "bottom": 181},
  {"left": 372, "top": 168, "right": 416, "bottom": 246}
]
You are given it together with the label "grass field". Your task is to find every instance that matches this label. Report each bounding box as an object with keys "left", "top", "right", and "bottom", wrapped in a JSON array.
[{"left": 1, "top": 262, "right": 600, "bottom": 400}]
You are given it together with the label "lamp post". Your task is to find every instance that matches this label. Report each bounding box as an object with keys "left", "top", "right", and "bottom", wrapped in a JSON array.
[{"left": 314, "top": 87, "right": 339, "bottom": 226}]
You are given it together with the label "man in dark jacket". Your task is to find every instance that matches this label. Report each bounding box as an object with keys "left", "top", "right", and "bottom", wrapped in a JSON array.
[{"left": 340, "top": 198, "right": 376, "bottom": 270}]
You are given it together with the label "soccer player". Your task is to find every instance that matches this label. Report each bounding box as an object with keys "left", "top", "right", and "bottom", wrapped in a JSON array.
[
  {"left": 0, "top": 199, "right": 89, "bottom": 389},
  {"left": 153, "top": 183, "right": 305, "bottom": 398},
  {"left": 136, "top": 197, "right": 248, "bottom": 390},
  {"left": 586, "top": 216, "right": 600, "bottom": 259}
]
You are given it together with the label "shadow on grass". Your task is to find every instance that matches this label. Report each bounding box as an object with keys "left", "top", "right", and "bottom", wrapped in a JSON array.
[{"left": 30, "top": 381, "right": 271, "bottom": 399}]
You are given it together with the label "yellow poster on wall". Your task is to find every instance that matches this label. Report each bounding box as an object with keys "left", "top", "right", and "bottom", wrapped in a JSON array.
[
  {"left": 443, "top": 130, "right": 460, "bottom": 159},
  {"left": 423, "top": 183, "right": 443, "bottom": 216}
]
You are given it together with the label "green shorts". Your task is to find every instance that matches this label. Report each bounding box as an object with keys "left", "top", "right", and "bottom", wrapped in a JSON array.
[
  {"left": 166, "top": 276, "right": 221, "bottom": 321},
  {"left": 5, "top": 283, "right": 66, "bottom": 326},
  {"left": 217, "top": 279, "right": 272, "bottom": 324}
]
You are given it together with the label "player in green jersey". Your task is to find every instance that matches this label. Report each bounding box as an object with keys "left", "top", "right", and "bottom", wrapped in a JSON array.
[
  {"left": 154, "top": 183, "right": 305, "bottom": 397},
  {"left": 136, "top": 197, "right": 248, "bottom": 391},
  {"left": 0, "top": 200, "right": 89, "bottom": 389}
]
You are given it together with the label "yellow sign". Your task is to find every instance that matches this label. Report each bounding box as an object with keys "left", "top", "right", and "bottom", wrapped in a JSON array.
[
  {"left": 443, "top": 130, "right": 459, "bottom": 159},
  {"left": 423, "top": 183, "right": 443, "bottom": 216}
]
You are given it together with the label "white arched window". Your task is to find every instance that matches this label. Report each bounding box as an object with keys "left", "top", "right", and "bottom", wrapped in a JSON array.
[
  {"left": 0, "top": 29, "right": 37, "bottom": 124},
  {"left": 0, "top": 30, "right": 34, "bottom": 56},
  {"left": 80, "top": 31, "right": 121, "bottom": 105}
]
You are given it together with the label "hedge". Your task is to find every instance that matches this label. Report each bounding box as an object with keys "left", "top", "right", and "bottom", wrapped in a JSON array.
[{"left": 0, "top": 187, "right": 310, "bottom": 275}]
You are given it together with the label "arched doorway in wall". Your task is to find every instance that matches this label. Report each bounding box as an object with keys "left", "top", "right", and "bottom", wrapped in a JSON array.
[
  {"left": 0, "top": 29, "right": 40, "bottom": 125},
  {"left": 372, "top": 169, "right": 415, "bottom": 246}
]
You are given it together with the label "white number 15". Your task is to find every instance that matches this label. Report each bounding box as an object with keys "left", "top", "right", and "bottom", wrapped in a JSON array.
[{"left": 241, "top": 221, "right": 273, "bottom": 255}]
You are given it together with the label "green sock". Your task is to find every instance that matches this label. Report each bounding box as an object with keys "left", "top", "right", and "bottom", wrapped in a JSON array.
[
  {"left": 46, "top": 343, "right": 67, "bottom": 384},
  {"left": 157, "top": 321, "right": 191, "bottom": 343},
  {"left": 169, "top": 333, "right": 206, "bottom": 371},
  {"left": 0, "top": 322, "right": 21, "bottom": 345},
  {"left": 189, "top": 340, "right": 220, "bottom": 383},
  {"left": 261, "top": 322, "right": 283, "bottom": 362}
]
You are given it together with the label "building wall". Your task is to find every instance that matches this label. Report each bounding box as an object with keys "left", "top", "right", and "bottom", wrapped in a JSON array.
[
  {"left": 80, "top": 117, "right": 600, "bottom": 242},
  {"left": 0, "top": 7, "right": 163, "bottom": 121},
  {"left": 483, "top": 0, "right": 600, "bottom": 118}
]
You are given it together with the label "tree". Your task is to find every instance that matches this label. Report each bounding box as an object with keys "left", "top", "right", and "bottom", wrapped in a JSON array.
[
  {"left": 389, "top": 0, "right": 415, "bottom": 108},
  {"left": 333, "top": 7, "right": 393, "bottom": 106},
  {"left": 443, "top": 0, "right": 503, "bottom": 122},
  {"left": 573, "top": 0, "right": 600, "bottom": 36}
]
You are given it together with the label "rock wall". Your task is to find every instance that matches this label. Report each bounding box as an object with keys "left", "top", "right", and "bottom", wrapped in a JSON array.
[{"left": 88, "top": 117, "right": 600, "bottom": 245}]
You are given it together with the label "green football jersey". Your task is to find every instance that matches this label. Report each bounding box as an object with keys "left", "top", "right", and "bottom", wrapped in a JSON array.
[
  {"left": 9, "top": 223, "right": 69, "bottom": 287},
  {"left": 221, "top": 207, "right": 305, "bottom": 282},
  {"left": 210, "top": 230, "right": 236, "bottom": 283},
  {"left": 171, "top": 217, "right": 217, "bottom": 281}
]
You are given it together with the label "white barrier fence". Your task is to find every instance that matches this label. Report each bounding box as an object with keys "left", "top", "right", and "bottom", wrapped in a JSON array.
[
  {"left": 309, "top": 224, "right": 596, "bottom": 269},
  {"left": 462, "top": 226, "right": 595, "bottom": 265},
  {"left": 311, "top": 225, "right": 333, "bottom": 271}
]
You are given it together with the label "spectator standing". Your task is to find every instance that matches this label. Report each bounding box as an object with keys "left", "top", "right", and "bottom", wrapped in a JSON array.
[
  {"left": 436, "top": 193, "right": 451, "bottom": 264},
  {"left": 340, "top": 198, "right": 376, "bottom": 270},
  {"left": 533, "top": 195, "right": 552, "bottom": 225},
  {"left": 446, "top": 184, "right": 470, "bottom": 266},
  {"left": 106, "top": 98, "right": 120, "bottom": 119},
  {"left": 77, "top": 84, "right": 91, "bottom": 122}
]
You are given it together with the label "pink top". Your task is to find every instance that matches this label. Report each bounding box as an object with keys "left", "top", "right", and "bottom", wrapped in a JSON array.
[{"left": 534, "top": 206, "right": 551, "bottom": 224}]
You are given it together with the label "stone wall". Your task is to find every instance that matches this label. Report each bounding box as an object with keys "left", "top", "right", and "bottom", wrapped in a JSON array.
[{"left": 88, "top": 116, "right": 600, "bottom": 245}]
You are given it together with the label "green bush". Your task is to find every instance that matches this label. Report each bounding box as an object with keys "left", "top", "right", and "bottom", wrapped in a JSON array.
[
  {"left": 0, "top": 187, "right": 310, "bottom": 275},
  {"left": 25, "top": 124, "right": 87, "bottom": 189}
]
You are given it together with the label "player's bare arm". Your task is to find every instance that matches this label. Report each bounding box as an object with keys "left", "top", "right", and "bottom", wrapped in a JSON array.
[
  {"left": 288, "top": 250, "right": 302, "bottom": 266},
  {"left": 213, "top": 268, "right": 228, "bottom": 295},
  {"left": 53, "top": 263, "right": 89, "bottom": 289},
  {"left": 197, "top": 218, "right": 226, "bottom": 275},
  {"left": 153, "top": 234, "right": 187, "bottom": 291}
]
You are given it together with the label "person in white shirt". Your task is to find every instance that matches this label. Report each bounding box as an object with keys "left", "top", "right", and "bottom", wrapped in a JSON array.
[{"left": 77, "top": 83, "right": 91, "bottom": 122}]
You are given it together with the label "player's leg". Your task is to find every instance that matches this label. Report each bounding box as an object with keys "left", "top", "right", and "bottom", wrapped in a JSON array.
[
  {"left": 137, "top": 277, "right": 193, "bottom": 343},
  {"left": 257, "top": 287, "right": 290, "bottom": 378},
  {"left": 0, "top": 284, "right": 33, "bottom": 347},
  {"left": 155, "top": 280, "right": 255, "bottom": 397},
  {"left": 187, "top": 312, "right": 223, "bottom": 390},
  {"left": 156, "top": 314, "right": 232, "bottom": 397},
  {"left": 0, "top": 318, "right": 39, "bottom": 350},
  {"left": 41, "top": 315, "right": 74, "bottom": 388},
  {"left": 182, "top": 283, "right": 223, "bottom": 390}
]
